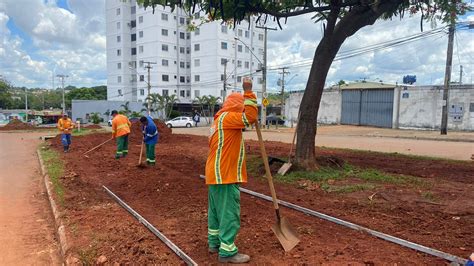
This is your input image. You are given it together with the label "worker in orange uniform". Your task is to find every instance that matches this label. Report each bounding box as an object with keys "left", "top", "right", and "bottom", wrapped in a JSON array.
[
  {"left": 57, "top": 114, "right": 74, "bottom": 153},
  {"left": 205, "top": 77, "right": 258, "bottom": 263},
  {"left": 111, "top": 110, "right": 131, "bottom": 159}
]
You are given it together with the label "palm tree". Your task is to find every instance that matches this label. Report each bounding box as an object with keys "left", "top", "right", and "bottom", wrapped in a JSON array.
[
  {"left": 119, "top": 101, "right": 131, "bottom": 116},
  {"left": 165, "top": 95, "right": 179, "bottom": 120},
  {"left": 193, "top": 95, "right": 209, "bottom": 124},
  {"left": 206, "top": 95, "right": 221, "bottom": 123}
]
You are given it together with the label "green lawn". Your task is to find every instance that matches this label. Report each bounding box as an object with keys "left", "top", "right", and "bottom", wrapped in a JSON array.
[{"left": 39, "top": 145, "right": 65, "bottom": 205}]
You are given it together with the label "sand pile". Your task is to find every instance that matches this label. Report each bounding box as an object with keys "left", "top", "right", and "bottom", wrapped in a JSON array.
[{"left": 0, "top": 119, "right": 36, "bottom": 130}]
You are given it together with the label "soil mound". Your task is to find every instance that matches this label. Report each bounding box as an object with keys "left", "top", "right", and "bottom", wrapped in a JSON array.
[
  {"left": 0, "top": 119, "right": 36, "bottom": 130},
  {"left": 130, "top": 119, "right": 172, "bottom": 143},
  {"left": 84, "top": 124, "right": 102, "bottom": 129}
]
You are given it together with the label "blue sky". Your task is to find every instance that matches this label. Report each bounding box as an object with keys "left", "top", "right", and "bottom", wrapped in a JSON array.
[{"left": 0, "top": 0, "right": 472, "bottom": 91}]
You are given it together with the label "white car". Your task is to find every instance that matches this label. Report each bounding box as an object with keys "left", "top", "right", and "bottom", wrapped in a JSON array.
[{"left": 165, "top": 116, "right": 194, "bottom": 128}]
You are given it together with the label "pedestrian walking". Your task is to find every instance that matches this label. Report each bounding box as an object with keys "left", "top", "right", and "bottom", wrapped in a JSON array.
[
  {"left": 111, "top": 110, "right": 131, "bottom": 159},
  {"left": 193, "top": 110, "right": 200, "bottom": 127},
  {"left": 205, "top": 77, "right": 257, "bottom": 263},
  {"left": 140, "top": 115, "right": 159, "bottom": 165},
  {"left": 57, "top": 114, "right": 74, "bottom": 153}
]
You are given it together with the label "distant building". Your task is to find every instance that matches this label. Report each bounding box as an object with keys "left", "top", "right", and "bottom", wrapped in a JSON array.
[{"left": 106, "top": 0, "right": 264, "bottom": 104}]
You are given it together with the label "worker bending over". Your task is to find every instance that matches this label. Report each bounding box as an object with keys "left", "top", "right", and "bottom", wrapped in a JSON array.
[
  {"left": 140, "top": 116, "right": 159, "bottom": 165},
  {"left": 57, "top": 114, "right": 74, "bottom": 153},
  {"left": 111, "top": 110, "right": 131, "bottom": 159},
  {"left": 205, "top": 77, "right": 257, "bottom": 263}
]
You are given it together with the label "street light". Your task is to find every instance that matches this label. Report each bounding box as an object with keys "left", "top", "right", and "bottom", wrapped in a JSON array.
[{"left": 56, "top": 74, "right": 68, "bottom": 114}]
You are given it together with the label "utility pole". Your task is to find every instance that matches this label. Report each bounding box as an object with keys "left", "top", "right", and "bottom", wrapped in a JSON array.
[
  {"left": 143, "top": 61, "right": 157, "bottom": 114},
  {"left": 279, "top": 67, "right": 290, "bottom": 120},
  {"left": 223, "top": 59, "right": 228, "bottom": 100},
  {"left": 440, "top": 9, "right": 455, "bottom": 135},
  {"left": 459, "top": 65, "right": 463, "bottom": 84},
  {"left": 25, "top": 87, "right": 28, "bottom": 122},
  {"left": 56, "top": 74, "right": 68, "bottom": 114},
  {"left": 256, "top": 25, "right": 277, "bottom": 128}
]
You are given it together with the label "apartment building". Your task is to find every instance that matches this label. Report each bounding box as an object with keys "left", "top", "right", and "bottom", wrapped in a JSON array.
[{"left": 106, "top": 0, "right": 265, "bottom": 104}]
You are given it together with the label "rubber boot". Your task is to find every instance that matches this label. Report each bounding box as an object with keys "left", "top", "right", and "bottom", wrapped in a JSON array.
[
  {"left": 209, "top": 247, "right": 218, "bottom": 254},
  {"left": 218, "top": 253, "right": 250, "bottom": 264},
  {"left": 63, "top": 146, "right": 68, "bottom": 153}
]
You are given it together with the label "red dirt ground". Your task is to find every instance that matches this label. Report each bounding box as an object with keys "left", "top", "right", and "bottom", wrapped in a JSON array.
[
  {"left": 48, "top": 131, "right": 473, "bottom": 264},
  {"left": 84, "top": 124, "right": 102, "bottom": 129},
  {"left": 0, "top": 119, "right": 37, "bottom": 130}
]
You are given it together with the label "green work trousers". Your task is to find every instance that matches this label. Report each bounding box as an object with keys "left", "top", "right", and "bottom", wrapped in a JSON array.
[
  {"left": 116, "top": 134, "right": 129, "bottom": 158},
  {"left": 145, "top": 144, "right": 155, "bottom": 165},
  {"left": 208, "top": 184, "right": 241, "bottom": 257}
]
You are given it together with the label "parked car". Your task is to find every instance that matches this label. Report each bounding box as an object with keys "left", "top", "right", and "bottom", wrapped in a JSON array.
[
  {"left": 165, "top": 116, "right": 194, "bottom": 128},
  {"left": 265, "top": 115, "right": 285, "bottom": 126}
]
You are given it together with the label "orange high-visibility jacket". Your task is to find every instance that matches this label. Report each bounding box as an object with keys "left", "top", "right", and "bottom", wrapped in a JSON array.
[
  {"left": 57, "top": 118, "right": 74, "bottom": 134},
  {"left": 205, "top": 91, "right": 258, "bottom": 185},
  {"left": 112, "top": 114, "right": 131, "bottom": 138}
]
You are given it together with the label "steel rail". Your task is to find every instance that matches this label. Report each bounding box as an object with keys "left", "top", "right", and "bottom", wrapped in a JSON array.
[{"left": 103, "top": 186, "right": 198, "bottom": 266}]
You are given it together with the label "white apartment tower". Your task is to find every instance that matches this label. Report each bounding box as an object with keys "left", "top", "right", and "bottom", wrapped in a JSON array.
[{"left": 106, "top": 0, "right": 265, "bottom": 104}]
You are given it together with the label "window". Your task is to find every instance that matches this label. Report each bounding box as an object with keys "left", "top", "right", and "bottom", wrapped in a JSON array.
[
  {"left": 221, "top": 25, "right": 228, "bottom": 33},
  {"left": 162, "top": 29, "right": 168, "bottom": 36},
  {"left": 116, "top": 22, "right": 120, "bottom": 29},
  {"left": 180, "top": 90, "right": 185, "bottom": 97},
  {"left": 221, "top": 42, "right": 227, "bottom": 50},
  {"left": 161, "top": 13, "right": 168, "bottom": 21},
  {"left": 130, "top": 20, "right": 136, "bottom": 28},
  {"left": 237, "top": 76, "right": 242, "bottom": 82},
  {"left": 186, "top": 90, "right": 191, "bottom": 97},
  {"left": 237, "top": 45, "right": 242, "bottom": 52},
  {"left": 131, "top": 33, "right": 136, "bottom": 41},
  {"left": 131, "top": 47, "right": 136, "bottom": 55},
  {"left": 139, "top": 45, "right": 143, "bottom": 53},
  {"left": 180, "top": 76, "right": 185, "bottom": 83},
  {"left": 194, "top": 90, "right": 200, "bottom": 97},
  {"left": 117, "top": 76, "right": 122, "bottom": 83},
  {"left": 179, "top": 32, "right": 184, "bottom": 39},
  {"left": 245, "top": 30, "right": 249, "bottom": 38},
  {"left": 221, "top": 58, "right": 227, "bottom": 65},
  {"left": 221, "top": 74, "right": 225, "bottom": 81},
  {"left": 116, "top": 8, "right": 120, "bottom": 15},
  {"left": 194, "top": 44, "right": 200, "bottom": 51},
  {"left": 162, "top": 75, "right": 169, "bottom": 82},
  {"left": 194, "top": 59, "right": 200, "bottom": 67},
  {"left": 140, "top": 89, "right": 145, "bottom": 96},
  {"left": 131, "top": 6, "right": 136, "bottom": 14},
  {"left": 186, "top": 47, "right": 190, "bottom": 54},
  {"left": 245, "top": 46, "right": 249, "bottom": 53},
  {"left": 162, "top": 89, "right": 169, "bottom": 96},
  {"left": 179, "top": 47, "right": 185, "bottom": 54},
  {"left": 117, "top": 63, "right": 121, "bottom": 69},
  {"left": 259, "top": 33, "right": 264, "bottom": 41},
  {"left": 139, "top": 16, "right": 143, "bottom": 23},
  {"left": 194, "top": 75, "right": 200, "bottom": 82},
  {"left": 129, "top": 61, "right": 136, "bottom": 69},
  {"left": 162, "top": 44, "right": 169, "bottom": 51},
  {"left": 195, "top": 28, "right": 200, "bottom": 35},
  {"left": 139, "top": 75, "right": 145, "bottom": 82},
  {"left": 162, "top": 59, "right": 169, "bottom": 66},
  {"left": 237, "top": 60, "right": 242, "bottom": 68},
  {"left": 117, "top": 49, "right": 121, "bottom": 56},
  {"left": 180, "top": 17, "right": 185, "bottom": 25},
  {"left": 131, "top": 74, "right": 137, "bottom": 83},
  {"left": 187, "top": 33, "right": 190, "bottom": 39},
  {"left": 180, "top": 61, "right": 185, "bottom": 68},
  {"left": 259, "top": 48, "right": 264, "bottom": 55},
  {"left": 117, "top": 35, "right": 121, "bottom": 42},
  {"left": 118, "top": 89, "right": 122, "bottom": 95},
  {"left": 245, "top": 61, "right": 249, "bottom": 69},
  {"left": 139, "top": 31, "right": 143, "bottom": 38},
  {"left": 186, "top": 76, "right": 190, "bottom": 83},
  {"left": 238, "top": 29, "right": 242, "bottom": 36},
  {"left": 186, "top": 62, "right": 190, "bottom": 69}
]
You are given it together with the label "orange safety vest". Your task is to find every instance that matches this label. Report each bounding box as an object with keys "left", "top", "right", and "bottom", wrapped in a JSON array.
[
  {"left": 112, "top": 114, "right": 131, "bottom": 138},
  {"left": 57, "top": 118, "right": 74, "bottom": 134},
  {"left": 205, "top": 91, "right": 258, "bottom": 185}
]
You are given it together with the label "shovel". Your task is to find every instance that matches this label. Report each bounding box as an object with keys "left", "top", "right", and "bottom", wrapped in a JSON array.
[
  {"left": 255, "top": 122, "right": 300, "bottom": 252},
  {"left": 277, "top": 123, "right": 298, "bottom": 176},
  {"left": 137, "top": 141, "right": 145, "bottom": 168},
  {"left": 83, "top": 138, "right": 113, "bottom": 157}
]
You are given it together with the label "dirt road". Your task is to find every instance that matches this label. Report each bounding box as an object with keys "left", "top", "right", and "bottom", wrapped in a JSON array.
[
  {"left": 0, "top": 132, "right": 61, "bottom": 265},
  {"left": 175, "top": 127, "right": 474, "bottom": 160}
]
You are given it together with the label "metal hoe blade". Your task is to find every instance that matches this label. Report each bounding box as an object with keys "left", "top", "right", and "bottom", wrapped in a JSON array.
[
  {"left": 271, "top": 216, "right": 301, "bottom": 252},
  {"left": 277, "top": 162, "right": 292, "bottom": 175}
]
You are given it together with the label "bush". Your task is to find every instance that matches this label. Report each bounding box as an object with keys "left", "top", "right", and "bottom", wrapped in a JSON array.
[
  {"left": 90, "top": 112, "right": 101, "bottom": 124},
  {"left": 169, "top": 110, "right": 181, "bottom": 119}
]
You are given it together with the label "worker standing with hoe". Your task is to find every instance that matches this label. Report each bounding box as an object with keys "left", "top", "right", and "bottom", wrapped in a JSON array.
[
  {"left": 139, "top": 115, "right": 158, "bottom": 165},
  {"left": 57, "top": 113, "right": 74, "bottom": 153},
  {"left": 111, "top": 110, "right": 131, "bottom": 159},
  {"left": 205, "top": 77, "right": 257, "bottom": 263}
]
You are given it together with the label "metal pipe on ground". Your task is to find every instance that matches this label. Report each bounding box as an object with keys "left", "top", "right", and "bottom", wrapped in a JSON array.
[
  {"left": 199, "top": 175, "right": 467, "bottom": 265},
  {"left": 103, "top": 186, "right": 198, "bottom": 266}
]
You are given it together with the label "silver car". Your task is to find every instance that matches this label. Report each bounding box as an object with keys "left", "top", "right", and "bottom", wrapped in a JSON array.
[{"left": 165, "top": 116, "right": 194, "bottom": 128}]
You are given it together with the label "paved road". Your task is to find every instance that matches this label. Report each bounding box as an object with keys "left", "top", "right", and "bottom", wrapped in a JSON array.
[
  {"left": 174, "top": 127, "right": 474, "bottom": 161},
  {"left": 0, "top": 132, "right": 61, "bottom": 265}
]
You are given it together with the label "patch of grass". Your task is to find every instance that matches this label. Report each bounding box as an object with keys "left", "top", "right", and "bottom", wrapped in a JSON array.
[
  {"left": 421, "top": 191, "right": 437, "bottom": 201},
  {"left": 78, "top": 244, "right": 98, "bottom": 265},
  {"left": 276, "top": 164, "right": 354, "bottom": 183},
  {"left": 356, "top": 168, "right": 423, "bottom": 186},
  {"left": 72, "top": 128, "right": 104, "bottom": 136},
  {"left": 39, "top": 145, "right": 65, "bottom": 205},
  {"left": 321, "top": 183, "right": 375, "bottom": 193}
]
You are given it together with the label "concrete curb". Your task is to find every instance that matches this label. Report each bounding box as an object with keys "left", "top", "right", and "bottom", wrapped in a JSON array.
[{"left": 36, "top": 149, "right": 69, "bottom": 261}]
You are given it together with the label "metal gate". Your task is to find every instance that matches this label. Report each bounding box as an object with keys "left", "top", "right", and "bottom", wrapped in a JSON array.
[{"left": 341, "top": 89, "right": 394, "bottom": 128}]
